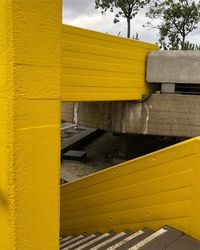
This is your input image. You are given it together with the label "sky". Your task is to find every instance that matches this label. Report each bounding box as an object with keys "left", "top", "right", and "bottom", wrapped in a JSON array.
[{"left": 63, "top": 0, "right": 200, "bottom": 44}]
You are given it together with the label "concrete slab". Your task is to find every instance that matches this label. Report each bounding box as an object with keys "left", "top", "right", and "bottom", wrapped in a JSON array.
[
  {"left": 67, "top": 94, "right": 200, "bottom": 138},
  {"left": 147, "top": 51, "right": 200, "bottom": 84},
  {"left": 62, "top": 150, "right": 87, "bottom": 161},
  {"left": 161, "top": 83, "right": 175, "bottom": 93}
]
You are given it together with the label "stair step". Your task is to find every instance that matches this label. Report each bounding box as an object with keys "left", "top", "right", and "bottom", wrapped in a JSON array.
[
  {"left": 166, "top": 235, "right": 200, "bottom": 250},
  {"left": 75, "top": 232, "right": 116, "bottom": 250},
  {"left": 116, "top": 228, "right": 154, "bottom": 250},
  {"left": 90, "top": 231, "right": 129, "bottom": 250},
  {"left": 63, "top": 234, "right": 97, "bottom": 250},
  {"left": 106, "top": 230, "right": 144, "bottom": 250},
  {"left": 60, "top": 234, "right": 87, "bottom": 249},
  {"left": 136, "top": 226, "right": 184, "bottom": 250},
  {"left": 68, "top": 233, "right": 103, "bottom": 250},
  {"left": 127, "top": 228, "right": 168, "bottom": 250},
  {"left": 60, "top": 236, "right": 73, "bottom": 245},
  {"left": 60, "top": 226, "right": 200, "bottom": 250}
]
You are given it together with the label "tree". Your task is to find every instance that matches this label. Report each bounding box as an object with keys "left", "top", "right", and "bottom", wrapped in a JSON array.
[
  {"left": 146, "top": 0, "right": 200, "bottom": 50},
  {"left": 95, "top": 0, "right": 150, "bottom": 38},
  {"left": 182, "top": 41, "right": 200, "bottom": 50}
]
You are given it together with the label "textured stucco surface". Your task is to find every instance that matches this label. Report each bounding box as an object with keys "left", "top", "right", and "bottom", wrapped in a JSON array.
[{"left": 0, "top": 0, "right": 61, "bottom": 249}]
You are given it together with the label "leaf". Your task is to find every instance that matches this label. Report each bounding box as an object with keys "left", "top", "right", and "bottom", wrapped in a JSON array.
[
  {"left": 94, "top": 0, "right": 150, "bottom": 38},
  {"left": 146, "top": 0, "right": 200, "bottom": 50}
]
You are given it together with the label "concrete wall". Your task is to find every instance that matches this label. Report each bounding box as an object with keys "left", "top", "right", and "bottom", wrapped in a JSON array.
[
  {"left": 61, "top": 102, "right": 75, "bottom": 122},
  {"left": 62, "top": 94, "right": 200, "bottom": 138},
  {"left": 147, "top": 51, "right": 200, "bottom": 84},
  {"left": 61, "top": 50, "right": 200, "bottom": 137}
]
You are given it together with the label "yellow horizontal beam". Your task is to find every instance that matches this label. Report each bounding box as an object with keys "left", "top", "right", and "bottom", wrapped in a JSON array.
[
  {"left": 61, "top": 137, "right": 200, "bottom": 240},
  {"left": 61, "top": 25, "right": 158, "bottom": 101}
]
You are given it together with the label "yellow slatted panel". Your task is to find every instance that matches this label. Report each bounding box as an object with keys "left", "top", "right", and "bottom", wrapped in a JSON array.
[
  {"left": 61, "top": 25, "right": 158, "bottom": 101},
  {"left": 61, "top": 137, "right": 200, "bottom": 240}
]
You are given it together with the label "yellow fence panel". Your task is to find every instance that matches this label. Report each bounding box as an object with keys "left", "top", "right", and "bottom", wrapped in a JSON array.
[
  {"left": 61, "top": 137, "right": 200, "bottom": 240},
  {"left": 61, "top": 25, "right": 158, "bottom": 101}
]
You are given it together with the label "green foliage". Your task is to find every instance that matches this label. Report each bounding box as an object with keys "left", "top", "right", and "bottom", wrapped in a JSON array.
[
  {"left": 95, "top": 0, "right": 150, "bottom": 38},
  {"left": 181, "top": 41, "right": 200, "bottom": 50},
  {"left": 146, "top": 0, "right": 200, "bottom": 50}
]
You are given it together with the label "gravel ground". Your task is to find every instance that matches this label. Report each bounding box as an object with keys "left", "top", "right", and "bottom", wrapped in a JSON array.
[
  {"left": 61, "top": 132, "right": 125, "bottom": 182},
  {"left": 61, "top": 131, "right": 182, "bottom": 183}
]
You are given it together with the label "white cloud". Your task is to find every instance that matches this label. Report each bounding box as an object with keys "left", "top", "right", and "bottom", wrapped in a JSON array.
[{"left": 62, "top": 0, "right": 200, "bottom": 45}]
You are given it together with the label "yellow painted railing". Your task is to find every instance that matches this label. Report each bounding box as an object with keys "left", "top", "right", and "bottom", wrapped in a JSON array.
[
  {"left": 61, "top": 25, "right": 158, "bottom": 101},
  {"left": 61, "top": 137, "right": 200, "bottom": 240}
]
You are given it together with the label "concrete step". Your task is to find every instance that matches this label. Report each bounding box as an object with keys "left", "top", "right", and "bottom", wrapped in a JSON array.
[
  {"left": 60, "top": 226, "right": 200, "bottom": 250},
  {"left": 60, "top": 234, "right": 88, "bottom": 249},
  {"left": 97, "top": 230, "right": 133, "bottom": 250},
  {"left": 116, "top": 228, "right": 154, "bottom": 250},
  {"left": 62, "top": 234, "right": 99, "bottom": 250}
]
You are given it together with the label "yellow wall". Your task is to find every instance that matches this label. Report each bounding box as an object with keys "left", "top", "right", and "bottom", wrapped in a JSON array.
[
  {"left": 61, "top": 137, "right": 200, "bottom": 240},
  {"left": 61, "top": 25, "right": 158, "bottom": 101},
  {"left": 0, "top": 1, "right": 159, "bottom": 248},
  {"left": 0, "top": 0, "right": 61, "bottom": 249}
]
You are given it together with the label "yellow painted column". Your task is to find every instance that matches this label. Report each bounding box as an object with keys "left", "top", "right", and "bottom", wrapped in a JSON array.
[{"left": 0, "top": 0, "right": 61, "bottom": 249}]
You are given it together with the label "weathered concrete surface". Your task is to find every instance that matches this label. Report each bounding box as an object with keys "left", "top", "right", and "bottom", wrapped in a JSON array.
[
  {"left": 61, "top": 102, "right": 75, "bottom": 122},
  {"left": 62, "top": 94, "right": 200, "bottom": 138},
  {"left": 161, "top": 83, "right": 175, "bottom": 93},
  {"left": 147, "top": 51, "right": 200, "bottom": 84}
]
